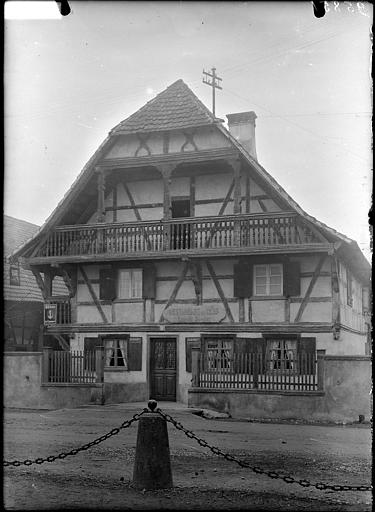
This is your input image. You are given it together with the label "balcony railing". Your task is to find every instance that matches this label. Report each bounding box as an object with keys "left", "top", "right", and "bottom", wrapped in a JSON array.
[{"left": 37, "top": 212, "right": 323, "bottom": 258}]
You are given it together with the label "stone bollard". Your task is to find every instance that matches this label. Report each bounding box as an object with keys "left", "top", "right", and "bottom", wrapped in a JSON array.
[{"left": 132, "top": 400, "right": 173, "bottom": 490}]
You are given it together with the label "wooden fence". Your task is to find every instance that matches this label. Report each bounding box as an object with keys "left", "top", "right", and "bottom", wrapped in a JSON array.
[
  {"left": 196, "top": 352, "right": 318, "bottom": 392},
  {"left": 43, "top": 349, "right": 104, "bottom": 384}
]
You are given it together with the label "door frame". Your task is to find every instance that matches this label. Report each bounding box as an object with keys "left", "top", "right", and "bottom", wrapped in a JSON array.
[{"left": 147, "top": 334, "right": 179, "bottom": 402}]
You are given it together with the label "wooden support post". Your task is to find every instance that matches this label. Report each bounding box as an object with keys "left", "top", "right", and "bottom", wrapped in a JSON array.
[
  {"left": 96, "top": 168, "right": 106, "bottom": 222},
  {"left": 245, "top": 173, "right": 250, "bottom": 213},
  {"left": 95, "top": 346, "right": 105, "bottom": 383},
  {"left": 191, "top": 347, "right": 201, "bottom": 387},
  {"left": 157, "top": 164, "right": 174, "bottom": 250},
  {"left": 31, "top": 268, "right": 47, "bottom": 300},
  {"left": 229, "top": 158, "right": 241, "bottom": 246},
  {"left": 317, "top": 349, "right": 326, "bottom": 391}
]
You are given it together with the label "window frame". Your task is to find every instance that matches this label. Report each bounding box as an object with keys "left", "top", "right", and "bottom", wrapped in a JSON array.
[
  {"left": 9, "top": 263, "right": 21, "bottom": 286},
  {"left": 103, "top": 336, "right": 129, "bottom": 370},
  {"left": 116, "top": 268, "right": 143, "bottom": 300},
  {"left": 201, "top": 335, "right": 235, "bottom": 372},
  {"left": 266, "top": 338, "right": 298, "bottom": 374},
  {"left": 253, "top": 263, "right": 283, "bottom": 297}
]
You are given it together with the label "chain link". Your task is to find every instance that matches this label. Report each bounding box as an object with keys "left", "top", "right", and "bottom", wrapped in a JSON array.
[
  {"left": 3, "top": 409, "right": 147, "bottom": 467},
  {"left": 157, "top": 409, "right": 372, "bottom": 492}
]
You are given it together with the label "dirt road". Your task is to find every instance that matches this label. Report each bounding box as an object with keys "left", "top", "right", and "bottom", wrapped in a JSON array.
[{"left": 3, "top": 402, "right": 372, "bottom": 510}]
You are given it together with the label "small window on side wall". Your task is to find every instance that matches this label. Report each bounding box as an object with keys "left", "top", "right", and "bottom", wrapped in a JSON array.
[
  {"left": 10, "top": 264, "right": 21, "bottom": 286},
  {"left": 254, "top": 264, "right": 283, "bottom": 296}
]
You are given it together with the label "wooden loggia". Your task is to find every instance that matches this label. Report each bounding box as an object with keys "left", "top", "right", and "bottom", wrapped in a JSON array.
[{"left": 38, "top": 212, "right": 324, "bottom": 258}]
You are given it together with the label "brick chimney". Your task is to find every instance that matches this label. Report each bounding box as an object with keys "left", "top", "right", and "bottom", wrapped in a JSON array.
[{"left": 226, "top": 111, "right": 257, "bottom": 160}]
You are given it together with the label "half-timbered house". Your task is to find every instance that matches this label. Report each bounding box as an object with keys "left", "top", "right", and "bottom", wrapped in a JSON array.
[{"left": 11, "top": 80, "right": 371, "bottom": 419}]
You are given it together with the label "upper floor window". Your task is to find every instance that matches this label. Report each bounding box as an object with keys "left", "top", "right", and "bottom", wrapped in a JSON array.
[
  {"left": 253, "top": 264, "right": 283, "bottom": 296},
  {"left": 117, "top": 269, "right": 142, "bottom": 299},
  {"left": 9, "top": 264, "right": 21, "bottom": 286}
]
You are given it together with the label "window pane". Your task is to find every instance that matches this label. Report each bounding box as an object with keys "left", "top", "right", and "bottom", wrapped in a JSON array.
[
  {"left": 270, "top": 264, "right": 282, "bottom": 275},
  {"left": 132, "top": 270, "right": 143, "bottom": 298},
  {"left": 255, "top": 284, "right": 267, "bottom": 295},
  {"left": 255, "top": 265, "right": 267, "bottom": 276},
  {"left": 270, "top": 284, "right": 282, "bottom": 295},
  {"left": 118, "top": 270, "right": 131, "bottom": 298},
  {"left": 270, "top": 275, "right": 281, "bottom": 285}
]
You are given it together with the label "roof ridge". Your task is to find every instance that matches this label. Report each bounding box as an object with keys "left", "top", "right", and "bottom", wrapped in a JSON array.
[{"left": 110, "top": 79, "right": 218, "bottom": 135}]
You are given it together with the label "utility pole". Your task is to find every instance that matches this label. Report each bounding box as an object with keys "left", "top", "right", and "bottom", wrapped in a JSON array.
[{"left": 202, "top": 67, "right": 222, "bottom": 117}]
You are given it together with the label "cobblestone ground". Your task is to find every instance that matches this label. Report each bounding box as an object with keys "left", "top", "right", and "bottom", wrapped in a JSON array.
[{"left": 3, "top": 403, "right": 372, "bottom": 510}]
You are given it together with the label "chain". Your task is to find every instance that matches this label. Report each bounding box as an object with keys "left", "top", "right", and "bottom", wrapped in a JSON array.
[
  {"left": 3, "top": 409, "right": 147, "bottom": 467},
  {"left": 157, "top": 409, "right": 372, "bottom": 493}
]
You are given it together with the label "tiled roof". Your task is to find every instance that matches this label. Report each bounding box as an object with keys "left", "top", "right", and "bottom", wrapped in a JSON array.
[
  {"left": 4, "top": 215, "right": 68, "bottom": 301},
  {"left": 111, "top": 79, "right": 219, "bottom": 134},
  {"left": 4, "top": 215, "right": 39, "bottom": 255}
]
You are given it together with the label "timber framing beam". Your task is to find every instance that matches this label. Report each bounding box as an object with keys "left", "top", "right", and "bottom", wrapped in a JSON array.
[
  {"left": 78, "top": 265, "right": 108, "bottom": 324},
  {"left": 294, "top": 255, "right": 327, "bottom": 322},
  {"left": 53, "top": 334, "right": 70, "bottom": 351},
  {"left": 205, "top": 259, "right": 234, "bottom": 322},
  {"left": 159, "top": 260, "right": 190, "bottom": 321}
]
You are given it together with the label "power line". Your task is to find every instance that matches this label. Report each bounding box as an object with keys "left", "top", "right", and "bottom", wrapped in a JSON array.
[{"left": 224, "top": 88, "right": 370, "bottom": 163}]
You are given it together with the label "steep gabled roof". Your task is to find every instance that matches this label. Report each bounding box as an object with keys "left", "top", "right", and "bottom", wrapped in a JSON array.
[
  {"left": 10, "top": 79, "right": 370, "bottom": 280},
  {"left": 110, "top": 79, "right": 220, "bottom": 134}
]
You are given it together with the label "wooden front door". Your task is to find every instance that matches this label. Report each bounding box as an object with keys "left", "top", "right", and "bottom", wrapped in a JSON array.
[{"left": 150, "top": 337, "right": 177, "bottom": 401}]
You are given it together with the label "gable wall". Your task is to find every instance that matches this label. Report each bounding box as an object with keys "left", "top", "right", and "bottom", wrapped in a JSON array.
[{"left": 104, "top": 126, "right": 231, "bottom": 159}]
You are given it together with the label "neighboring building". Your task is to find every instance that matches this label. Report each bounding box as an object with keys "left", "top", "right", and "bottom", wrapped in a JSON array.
[
  {"left": 4, "top": 216, "right": 43, "bottom": 351},
  {"left": 11, "top": 80, "right": 371, "bottom": 413},
  {"left": 4, "top": 215, "right": 69, "bottom": 351}
]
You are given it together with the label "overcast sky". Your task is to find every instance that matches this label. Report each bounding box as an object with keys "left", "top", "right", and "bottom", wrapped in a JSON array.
[{"left": 4, "top": 1, "right": 372, "bottom": 259}]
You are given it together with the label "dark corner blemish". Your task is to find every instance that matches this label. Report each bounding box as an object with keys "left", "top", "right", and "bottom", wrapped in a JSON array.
[
  {"left": 56, "top": 0, "right": 71, "bottom": 17},
  {"left": 312, "top": 0, "right": 326, "bottom": 18}
]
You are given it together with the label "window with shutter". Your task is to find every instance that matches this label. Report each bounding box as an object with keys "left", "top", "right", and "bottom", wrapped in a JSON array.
[
  {"left": 102, "top": 335, "right": 142, "bottom": 370},
  {"left": 185, "top": 337, "right": 200, "bottom": 372},
  {"left": 253, "top": 264, "right": 283, "bottom": 296}
]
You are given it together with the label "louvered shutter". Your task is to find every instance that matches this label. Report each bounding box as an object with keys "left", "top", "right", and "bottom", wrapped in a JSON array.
[
  {"left": 185, "top": 337, "right": 201, "bottom": 372},
  {"left": 233, "top": 263, "right": 252, "bottom": 298},
  {"left": 99, "top": 268, "right": 116, "bottom": 300},
  {"left": 142, "top": 264, "right": 156, "bottom": 299},
  {"left": 128, "top": 337, "right": 142, "bottom": 371},
  {"left": 284, "top": 261, "right": 301, "bottom": 297},
  {"left": 246, "top": 337, "right": 266, "bottom": 373},
  {"left": 297, "top": 337, "right": 316, "bottom": 375}
]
